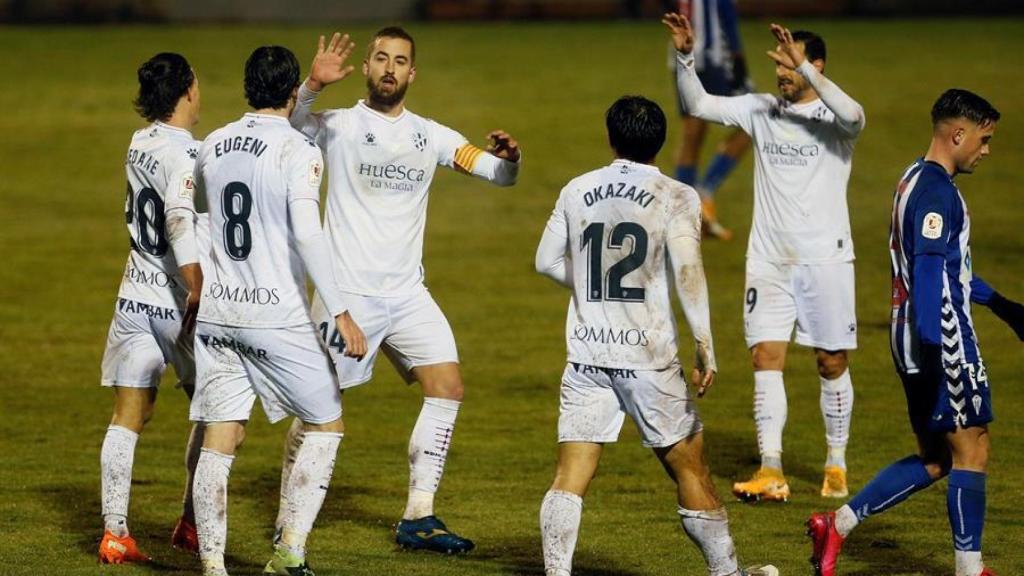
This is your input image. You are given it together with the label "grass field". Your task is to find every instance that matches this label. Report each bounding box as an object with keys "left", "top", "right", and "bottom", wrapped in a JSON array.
[{"left": 1, "top": 18, "right": 1023, "bottom": 576}]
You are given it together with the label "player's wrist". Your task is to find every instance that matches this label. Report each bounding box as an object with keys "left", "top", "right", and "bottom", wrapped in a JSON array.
[{"left": 304, "top": 76, "right": 324, "bottom": 93}]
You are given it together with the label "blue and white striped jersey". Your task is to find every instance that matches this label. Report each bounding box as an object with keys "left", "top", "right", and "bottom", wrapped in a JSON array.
[
  {"left": 889, "top": 159, "right": 982, "bottom": 374},
  {"left": 676, "top": 0, "right": 742, "bottom": 71}
]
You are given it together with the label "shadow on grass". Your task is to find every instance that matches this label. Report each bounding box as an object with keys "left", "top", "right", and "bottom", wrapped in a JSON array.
[
  {"left": 841, "top": 521, "right": 949, "bottom": 576},
  {"left": 38, "top": 480, "right": 262, "bottom": 574},
  {"left": 702, "top": 427, "right": 823, "bottom": 490}
]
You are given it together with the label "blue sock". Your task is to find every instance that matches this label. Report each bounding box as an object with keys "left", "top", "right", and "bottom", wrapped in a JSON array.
[
  {"left": 699, "top": 153, "right": 739, "bottom": 197},
  {"left": 947, "top": 469, "right": 985, "bottom": 552},
  {"left": 675, "top": 165, "right": 697, "bottom": 186},
  {"left": 847, "top": 455, "right": 936, "bottom": 522}
]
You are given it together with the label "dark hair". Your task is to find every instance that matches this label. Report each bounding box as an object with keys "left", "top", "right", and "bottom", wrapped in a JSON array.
[
  {"left": 792, "top": 30, "right": 826, "bottom": 63},
  {"left": 371, "top": 26, "right": 416, "bottom": 63},
  {"left": 244, "top": 46, "right": 300, "bottom": 110},
  {"left": 134, "top": 52, "right": 194, "bottom": 122},
  {"left": 931, "top": 89, "right": 1001, "bottom": 127},
  {"left": 606, "top": 96, "right": 667, "bottom": 163}
]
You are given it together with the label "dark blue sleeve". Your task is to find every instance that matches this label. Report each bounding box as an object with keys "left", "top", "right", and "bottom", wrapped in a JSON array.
[
  {"left": 717, "top": 0, "right": 743, "bottom": 52},
  {"left": 911, "top": 184, "right": 956, "bottom": 256},
  {"left": 913, "top": 254, "right": 945, "bottom": 346},
  {"left": 970, "top": 275, "right": 995, "bottom": 305}
]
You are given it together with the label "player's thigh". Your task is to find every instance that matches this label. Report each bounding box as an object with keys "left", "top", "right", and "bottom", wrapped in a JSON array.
[
  {"left": 614, "top": 361, "right": 703, "bottom": 449},
  {"left": 191, "top": 322, "right": 257, "bottom": 424},
  {"left": 558, "top": 363, "right": 625, "bottom": 445},
  {"left": 150, "top": 310, "right": 196, "bottom": 389},
  {"left": 101, "top": 300, "right": 168, "bottom": 389},
  {"left": 793, "top": 262, "right": 858, "bottom": 351},
  {"left": 382, "top": 291, "right": 459, "bottom": 384},
  {"left": 239, "top": 323, "right": 343, "bottom": 426},
  {"left": 744, "top": 259, "right": 797, "bottom": 348},
  {"left": 311, "top": 291, "right": 388, "bottom": 389}
]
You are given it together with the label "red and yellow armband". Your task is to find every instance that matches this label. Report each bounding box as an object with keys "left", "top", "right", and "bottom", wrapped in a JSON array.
[{"left": 453, "top": 144, "right": 485, "bottom": 174}]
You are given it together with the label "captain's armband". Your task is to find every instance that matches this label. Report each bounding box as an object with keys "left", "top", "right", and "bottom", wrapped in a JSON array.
[{"left": 453, "top": 144, "right": 485, "bottom": 174}]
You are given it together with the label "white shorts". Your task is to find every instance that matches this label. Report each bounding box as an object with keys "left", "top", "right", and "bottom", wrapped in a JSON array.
[
  {"left": 311, "top": 289, "right": 459, "bottom": 389},
  {"left": 558, "top": 361, "right": 703, "bottom": 449},
  {"left": 743, "top": 259, "right": 858, "bottom": 351},
  {"left": 190, "top": 321, "right": 342, "bottom": 425},
  {"left": 100, "top": 298, "right": 194, "bottom": 389}
]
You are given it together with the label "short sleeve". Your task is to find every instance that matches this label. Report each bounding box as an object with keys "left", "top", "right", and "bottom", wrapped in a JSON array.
[
  {"left": 286, "top": 137, "right": 325, "bottom": 204},
  {"left": 164, "top": 141, "right": 201, "bottom": 213},
  {"left": 428, "top": 120, "right": 470, "bottom": 169},
  {"left": 912, "top": 184, "right": 956, "bottom": 256}
]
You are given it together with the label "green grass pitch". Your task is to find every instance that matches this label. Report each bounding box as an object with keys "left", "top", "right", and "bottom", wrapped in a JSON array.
[{"left": 1, "top": 18, "right": 1023, "bottom": 576}]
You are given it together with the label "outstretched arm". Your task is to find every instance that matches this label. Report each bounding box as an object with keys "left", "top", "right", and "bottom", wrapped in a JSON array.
[
  {"left": 767, "top": 23, "right": 865, "bottom": 138},
  {"left": 664, "top": 12, "right": 750, "bottom": 126},
  {"left": 452, "top": 130, "right": 521, "bottom": 186},
  {"left": 291, "top": 32, "right": 357, "bottom": 141}
]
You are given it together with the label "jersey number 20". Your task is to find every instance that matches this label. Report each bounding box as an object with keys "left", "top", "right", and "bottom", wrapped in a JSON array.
[
  {"left": 125, "top": 183, "right": 168, "bottom": 257},
  {"left": 581, "top": 221, "right": 648, "bottom": 303}
]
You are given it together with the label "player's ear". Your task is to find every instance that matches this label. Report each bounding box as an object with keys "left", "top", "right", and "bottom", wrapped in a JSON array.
[
  {"left": 362, "top": 59, "right": 369, "bottom": 77},
  {"left": 811, "top": 58, "right": 825, "bottom": 74},
  {"left": 408, "top": 65, "right": 416, "bottom": 84},
  {"left": 952, "top": 126, "right": 965, "bottom": 146}
]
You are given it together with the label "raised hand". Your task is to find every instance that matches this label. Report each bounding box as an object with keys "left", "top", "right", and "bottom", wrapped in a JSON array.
[
  {"left": 766, "top": 23, "right": 806, "bottom": 70},
  {"left": 690, "top": 343, "right": 716, "bottom": 398},
  {"left": 487, "top": 130, "right": 521, "bottom": 162},
  {"left": 661, "top": 12, "right": 695, "bottom": 54},
  {"left": 308, "top": 32, "right": 357, "bottom": 92}
]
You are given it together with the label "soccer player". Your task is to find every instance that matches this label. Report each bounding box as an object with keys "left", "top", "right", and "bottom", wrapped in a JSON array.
[
  {"left": 666, "top": 14, "right": 866, "bottom": 501},
  {"left": 282, "top": 28, "right": 521, "bottom": 554},
  {"left": 535, "top": 95, "right": 776, "bottom": 576},
  {"left": 189, "top": 45, "right": 367, "bottom": 576},
  {"left": 667, "top": 0, "right": 753, "bottom": 240},
  {"left": 808, "top": 90, "right": 1024, "bottom": 576},
  {"left": 98, "top": 52, "right": 206, "bottom": 563}
]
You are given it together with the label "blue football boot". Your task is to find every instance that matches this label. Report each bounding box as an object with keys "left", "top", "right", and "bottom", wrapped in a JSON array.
[{"left": 395, "top": 515, "right": 474, "bottom": 554}]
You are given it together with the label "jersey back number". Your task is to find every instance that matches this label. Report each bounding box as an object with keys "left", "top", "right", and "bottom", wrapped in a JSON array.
[{"left": 580, "top": 221, "right": 648, "bottom": 303}]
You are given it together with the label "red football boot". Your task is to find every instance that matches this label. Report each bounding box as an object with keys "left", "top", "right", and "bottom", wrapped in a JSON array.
[
  {"left": 171, "top": 516, "right": 199, "bottom": 554},
  {"left": 979, "top": 569, "right": 997, "bottom": 576},
  {"left": 806, "top": 512, "right": 845, "bottom": 576},
  {"left": 98, "top": 531, "right": 151, "bottom": 564}
]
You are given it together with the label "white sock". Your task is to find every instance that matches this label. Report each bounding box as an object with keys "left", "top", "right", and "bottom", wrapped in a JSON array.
[
  {"left": 275, "top": 418, "right": 306, "bottom": 536},
  {"left": 101, "top": 425, "right": 138, "bottom": 537},
  {"left": 194, "top": 448, "right": 234, "bottom": 571},
  {"left": 753, "top": 371, "right": 786, "bottom": 471},
  {"left": 280, "top": 431, "right": 343, "bottom": 555},
  {"left": 955, "top": 550, "right": 984, "bottom": 576},
  {"left": 404, "top": 397, "right": 460, "bottom": 520},
  {"left": 835, "top": 504, "right": 859, "bottom": 538},
  {"left": 820, "top": 369, "right": 853, "bottom": 469},
  {"left": 182, "top": 423, "right": 204, "bottom": 523},
  {"left": 541, "top": 490, "right": 582, "bottom": 576},
  {"left": 678, "top": 507, "right": 739, "bottom": 576}
]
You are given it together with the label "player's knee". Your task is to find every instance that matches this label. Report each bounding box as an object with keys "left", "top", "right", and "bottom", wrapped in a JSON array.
[
  {"left": 751, "top": 346, "right": 783, "bottom": 370},
  {"left": 426, "top": 378, "right": 464, "bottom": 401},
  {"left": 304, "top": 418, "right": 344, "bottom": 435},
  {"left": 816, "top": 350, "right": 848, "bottom": 380}
]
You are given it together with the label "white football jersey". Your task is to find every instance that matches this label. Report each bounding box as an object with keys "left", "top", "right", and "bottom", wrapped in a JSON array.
[
  {"left": 298, "top": 100, "right": 471, "bottom": 296},
  {"left": 716, "top": 94, "right": 857, "bottom": 263},
  {"left": 196, "top": 113, "right": 325, "bottom": 328},
  {"left": 118, "top": 122, "right": 200, "bottom": 310},
  {"left": 545, "top": 159, "right": 701, "bottom": 370}
]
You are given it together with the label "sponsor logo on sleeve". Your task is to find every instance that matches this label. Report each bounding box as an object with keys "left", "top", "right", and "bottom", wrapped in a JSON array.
[
  {"left": 309, "top": 159, "right": 323, "bottom": 187},
  {"left": 180, "top": 173, "right": 195, "bottom": 200},
  {"left": 922, "top": 212, "right": 943, "bottom": 239}
]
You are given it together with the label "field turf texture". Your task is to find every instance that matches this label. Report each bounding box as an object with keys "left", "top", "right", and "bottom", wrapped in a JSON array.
[{"left": 1, "top": 18, "right": 1023, "bottom": 576}]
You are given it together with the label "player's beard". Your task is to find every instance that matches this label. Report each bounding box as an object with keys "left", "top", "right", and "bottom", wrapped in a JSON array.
[{"left": 367, "top": 74, "right": 408, "bottom": 108}]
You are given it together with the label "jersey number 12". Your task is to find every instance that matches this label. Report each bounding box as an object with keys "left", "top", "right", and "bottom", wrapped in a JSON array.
[{"left": 581, "top": 221, "right": 648, "bottom": 303}]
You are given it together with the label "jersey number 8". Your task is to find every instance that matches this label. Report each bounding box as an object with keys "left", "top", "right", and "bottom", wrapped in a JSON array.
[{"left": 222, "top": 182, "right": 253, "bottom": 260}]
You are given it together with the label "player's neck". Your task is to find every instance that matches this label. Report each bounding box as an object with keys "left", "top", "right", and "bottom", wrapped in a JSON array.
[
  {"left": 163, "top": 104, "right": 195, "bottom": 132},
  {"left": 365, "top": 97, "right": 405, "bottom": 118},
  {"left": 924, "top": 142, "right": 957, "bottom": 177},
  {"left": 252, "top": 107, "right": 291, "bottom": 120}
]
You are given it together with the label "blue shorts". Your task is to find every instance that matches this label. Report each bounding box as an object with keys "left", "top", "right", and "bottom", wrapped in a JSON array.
[{"left": 900, "top": 360, "right": 993, "bottom": 434}]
